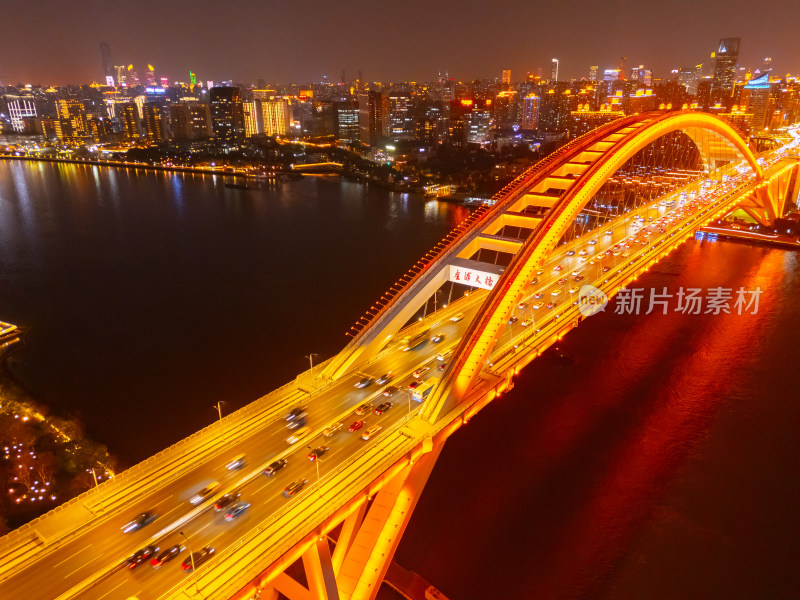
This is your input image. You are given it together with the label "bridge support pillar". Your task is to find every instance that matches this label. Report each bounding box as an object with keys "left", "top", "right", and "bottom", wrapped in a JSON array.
[
  {"left": 335, "top": 441, "right": 443, "bottom": 600},
  {"left": 303, "top": 537, "right": 340, "bottom": 600}
]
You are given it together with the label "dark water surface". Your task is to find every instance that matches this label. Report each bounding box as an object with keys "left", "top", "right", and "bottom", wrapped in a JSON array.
[{"left": 1, "top": 160, "right": 798, "bottom": 599}]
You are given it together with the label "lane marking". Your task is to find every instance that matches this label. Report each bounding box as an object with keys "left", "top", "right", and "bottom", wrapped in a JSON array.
[
  {"left": 95, "top": 580, "right": 128, "bottom": 600},
  {"left": 53, "top": 543, "right": 93, "bottom": 568}
]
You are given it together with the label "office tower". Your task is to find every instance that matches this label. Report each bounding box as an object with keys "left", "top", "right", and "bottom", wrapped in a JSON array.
[
  {"left": 169, "top": 103, "right": 193, "bottom": 140},
  {"left": 387, "top": 90, "right": 414, "bottom": 140},
  {"left": 55, "top": 98, "right": 91, "bottom": 143},
  {"left": 100, "top": 42, "right": 113, "bottom": 78},
  {"left": 144, "top": 65, "right": 156, "bottom": 87},
  {"left": 589, "top": 66, "right": 599, "bottom": 82},
  {"left": 712, "top": 37, "right": 740, "bottom": 102},
  {"left": 521, "top": 94, "right": 540, "bottom": 130},
  {"left": 550, "top": 58, "right": 559, "bottom": 82},
  {"left": 261, "top": 99, "right": 291, "bottom": 136},
  {"left": 618, "top": 57, "right": 628, "bottom": 80},
  {"left": 142, "top": 103, "right": 167, "bottom": 142},
  {"left": 415, "top": 101, "right": 446, "bottom": 145},
  {"left": 210, "top": 86, "right": 245, "bottom": 144},
  {"left": 115, "top": 65, "right": 127, "bottom": 86},
  {"left": 447, "top": 99, "right": 471, "bottom": 147},
  {"left": 494, "top": 90, "right": 518, "bottom": 129},
  {"left": 243, "top": 100, "right": 263, "bottom": 137},
  {"left": 189, "top": 103, "right": 211, "bottom": 138},
  {"left": 190, "top": 71, "right": 197, "bottom": 86},
  {"left": 539, "top": 89, "right": 570, "bottom": 132},
  {"left": 467, "top": 99, "right": 492, "bottom": 144},
  {"left": 3, "top": 95, "right": 37, "bottom": 132},
  {"left": 118, "top": 103, "right": 141, "bottom": 139},
  {"left": 742, "top": 72, "right": 771, "bottom": 131},
  {"left": 334, "top": 100, "right": 360, "bottom": 142},
  {"left": 501, "top": 69, "right": 511, "bottom": 86},
  {"left": 603, "top": 69, "right": 621, "bottom": 82},
  {"left": 357, "top": 91, "right": 385, "bottom": 146}
]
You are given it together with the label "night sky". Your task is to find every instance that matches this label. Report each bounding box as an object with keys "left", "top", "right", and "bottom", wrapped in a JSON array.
[{"left": 3, "top": 0, "right": 799, "bottom": 85}]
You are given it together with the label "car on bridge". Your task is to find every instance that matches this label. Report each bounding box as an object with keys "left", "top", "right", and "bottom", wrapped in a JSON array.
[
  {"left": 566, "top": 250, "right": 575, "bottom": 256},
  {"left": 225, "top": 455, "right": 246, "bottom": 471},
  {"left": 224, "top": 502, "right": 251, "bottom": 521},
  {"left": 553, "top": 265, "right": 563, "bottom": 271},
  {"left": 127, "top": 545, "right": 159, "bottom": 570},
  {"left": 533, "top": 292, "right": 544, "bottom": 299},
  {"left": 182, "top": 546, "right": 215, "bottom": 572},
  {"left": 431, "top": 334, "right": 445, "bottom": 343},
  {"left": 588, "top": 239, "right": 597, "bottom": 245},
  {"left": 349, "top": 420, "right": 365, "bottom": 432},
  {"left": 557, "top": 277, "right": 567, "bottom": 284},
  {"left": 532, "top": 302, "right": 543, "bottom": 309},
  {"left": 521, "top": 319, "right": 532, "bottom": 327},
  {"left": 602, "top": 266, "right": 611, "bottom": 272},
  {"left": 323, "top": 423, "right": 343, "bottom": 437},
  {"left": 546, "top": 302, "right": 556, "bottom": 309},
  {"left": 121, "top": 511, "right": 156, "bottom": 533},
  {"left": 413, "top": 366, "right": 430, "bottom": 378},
  {"left": 355, "top": 377, "right": 373, "bottom": 389},
  {"left": 263, "top": 459, "right": 288, "bottom": 476},
  {"left": 354, "top": 403, "right": 373, "bottom": 415},
  {"left": 551, "top": 289, "right": 562, "bottom": 297},
  {"left": 282, "top": 479, "right": 308, "bottom": 498},
  {"left": 450, "top": 312, "right": 464, "bottom": 322},
  {"left": 214, "top": 492, "right": 241, "bottom": 512},
  {"left": 408, "top": 380, "right": 421, "bottom": 390},
  {"left": 285, "top": 426, "right": 310, "bottom": 445},
  {"left": 151, "top": 545, "right": 184, "bottom": 569},
  {"left": 579, "top": 249, "right": 588, "bottom": 256},
  {"left": 374, "top": 402, "right": 393, "bottom": 415},
  {"left": 308, "top": 446, "right": 329, "bottom": 461},
  {"left": 190, "top": 482, "right": 220, "bottom": 505},
  {"left": 376, "top": 373, "right": 393, "bottom": 385},
  {"left": 361, "top": 426, "right": 382, "bottom": 441}
]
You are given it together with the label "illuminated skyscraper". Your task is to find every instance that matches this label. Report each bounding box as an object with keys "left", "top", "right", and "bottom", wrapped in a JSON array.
[
  {"left": 142, "top": 103, "right": 168, "bottom": 142},
  {"left": 550, "top": 58, "right": 559, "bottom": 82},
  {"left": 3, "top": 95, "right": 37, "bottom": 132},
  {"left": 189, "top": 103, "right": 211, "bottom": 138},
  {"left": 588, "top": 66, "right": 599, "bottom": 82},
  {"left": 742, "top": 71, "right": 771, "bottom": 131},
  {"left": 119, "top": 103, "right": 141, "bottom": 139},
  {"left": 387, "top": 90, "right": 414, "bottom": 140},
  {"left": 617, "top": 57, "right": 628, "bottom": 80},
  {"left": 334, "top": 100, "right": 360, "bottom": 142},
  {"left": 712, "top": 37, "right": 741, "bottom": 102},
  {"left": 261, "top": 99, "right": 291, "bottom": 136},
  {"left": 521, "top": 94, "right": 540, "bottom": 130},
  {"left": 210, "top": 86, "right": 245, "bottom": 144},
  {"left": 357, "top": 91, "right": 385, "bottom": 146},
  {"left": 243, "top": 100, "right": 264, "bottom": 137},
  {"left": 501, "top": 69, "right": 511, "bottom": 86}
]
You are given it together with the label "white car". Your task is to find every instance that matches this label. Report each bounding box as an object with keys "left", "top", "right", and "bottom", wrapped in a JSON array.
[
  {"left": 190, "top": 481, "right": 220, "bottom": 505},
  {"left": 450, "top": 312, "right": 464, "bottom": 322},
  {"left": 285, "top": 426, "right": 310, "bottom": 445}
]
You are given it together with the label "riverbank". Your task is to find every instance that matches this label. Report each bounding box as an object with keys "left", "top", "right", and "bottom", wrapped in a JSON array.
[{"left": 0, "top": 326, "right": 117, "bottom": 531}]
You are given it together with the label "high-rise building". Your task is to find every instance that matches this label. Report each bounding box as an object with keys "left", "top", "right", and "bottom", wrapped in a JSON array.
[
  {"left": 521, "top": 94, "right": 540, "bottom": 130},
  {"left": 387, "top": 90, "right": 414, "bottom": 140},
  {"left": 261, "top": 99, "right": 291, "bottom": 136},
  {"left": 742, "top": 72, "right": 772, "bottom": 131},
  {"left": 501, "top": 69, "right": 511, "bottom": 86},
  {"left": 589, "top": 66, "right": 599, "bottom": 82},
  {"left": 357, "top": 91, "right": 385, "bottom": 146},
  {"left": 243, "top": 100, "right": 264, "bottom": 137},
  {"left": 189, "top": 103, "right": 211, "bottom": 138},
  {"left": 550, "top": 58, "right": 559, "bottom": 82},
  {"left": 118, "top": 103, "right": 141, "bottom": 139},
  {"left": 618, "top": 57, "right": 628, "bottom": 80},
  {"left": 3, "top": 95, "right": 37, "bottom": 132},
  {"left": 169, "top": 103, "right": 193, "bottom": 140},
  {"left": 142, "top": 103, "right": 168, "bottom": 142},
  {"left": 209, "top": 86, "right": 245, "bottom": 144},
  {"left": 712, "top": 37, "right": 741, "bottom": 102},
  {"left": 100, "top": 42, "right": 113, "bottom": 79},
  {"left": 334, "top": 100, "right": 360, "bottom": 142}
]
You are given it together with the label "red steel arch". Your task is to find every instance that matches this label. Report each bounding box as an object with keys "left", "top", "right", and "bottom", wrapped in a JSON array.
[{"left": 424, "top": 111, "right": 763, "bottom": 422}]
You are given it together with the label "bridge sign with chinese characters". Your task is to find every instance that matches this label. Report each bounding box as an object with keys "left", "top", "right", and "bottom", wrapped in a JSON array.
[{"left": 448, "top": 265, "right": 498, "bottom": 290}]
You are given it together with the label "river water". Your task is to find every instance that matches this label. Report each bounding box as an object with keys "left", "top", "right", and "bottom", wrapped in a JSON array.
[{"left": 1, "top": 160, "right": 798, "bottom": 598}]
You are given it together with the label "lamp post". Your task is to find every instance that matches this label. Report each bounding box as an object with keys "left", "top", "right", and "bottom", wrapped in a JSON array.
[
  {"left": 179, "top": 531, "right": 199, "bottom": 594},
  {"left": 213, "top": 401, "right": 224, "bottom": 422},
  {"left": 305, "top": 353, "right": 318, "bottom": 385}
]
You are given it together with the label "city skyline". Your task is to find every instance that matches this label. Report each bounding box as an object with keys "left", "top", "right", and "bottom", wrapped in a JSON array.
[{"left": 2, "top": 0, "right": 799, "bottom": 85}]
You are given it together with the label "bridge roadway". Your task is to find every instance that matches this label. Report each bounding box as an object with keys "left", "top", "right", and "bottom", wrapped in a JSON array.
[{"left": 1, "top": 151, "right": 793, "bottom": 600}]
